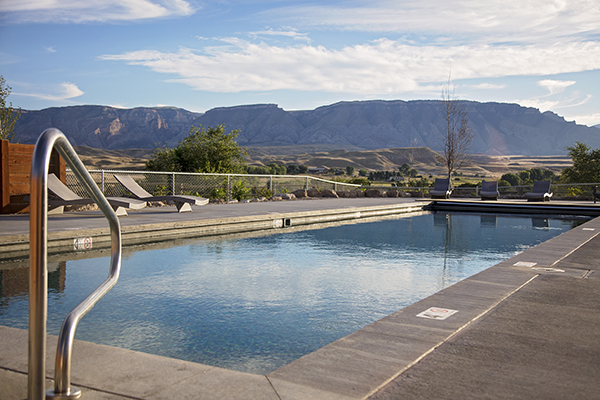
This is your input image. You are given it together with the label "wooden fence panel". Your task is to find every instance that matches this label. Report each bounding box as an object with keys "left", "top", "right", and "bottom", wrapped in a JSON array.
[{"left": 1, "top": 139, "right": 65, "bottom": 214}]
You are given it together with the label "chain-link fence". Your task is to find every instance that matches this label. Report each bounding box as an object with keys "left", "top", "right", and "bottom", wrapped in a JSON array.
[
  {"left": 443, "top": 183, "right": 599, "bottom": 200},
  {"left": 66, "top": 170, "right": 600, "bottom": 202},
  {"left": 368, "top": 182, "right": 600, "bottom": 200},
  {"left": 497, "top": 183, "right": 600, "bottom": 200},
  {"left": 66, "top": 169, "right": 362, "bottom": 201}
]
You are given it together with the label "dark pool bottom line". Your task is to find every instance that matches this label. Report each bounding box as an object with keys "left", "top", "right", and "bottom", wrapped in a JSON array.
[{"left": 2, "top": 216, "right": 598, "bottom": 399}]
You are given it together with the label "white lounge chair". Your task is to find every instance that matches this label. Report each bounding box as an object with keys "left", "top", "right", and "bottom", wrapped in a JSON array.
[
  {"left": 47, "top": 173, "right": 146, "bottom": 216},
  {"left": 114, "top": 174, "right": 209, "bottom": 212}
]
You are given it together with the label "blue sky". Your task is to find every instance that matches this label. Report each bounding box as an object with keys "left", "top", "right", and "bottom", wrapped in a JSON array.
[{"left": 1, "top": 0, "right": 600, "bottom": 126}]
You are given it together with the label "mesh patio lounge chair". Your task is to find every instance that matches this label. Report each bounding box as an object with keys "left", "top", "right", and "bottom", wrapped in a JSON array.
[
  {"left": 114, "top": 174, "right": 209, "bottom": 212},
  {"left": 480, "top": 180, "right": 499, "bottom": 201},
  {"left": 47, "top": 173, "right": 146, "bottom": 216},
  {"left": 525, "top": 180, "right": 553, "bottom": 202},
  {"left": 429, "top": 178, "right": 452, "bottom": 199}
]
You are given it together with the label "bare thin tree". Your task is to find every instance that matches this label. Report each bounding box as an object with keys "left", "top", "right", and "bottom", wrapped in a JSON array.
[{"left": 438, "top": 77, "right": 473, "bottom": 179}]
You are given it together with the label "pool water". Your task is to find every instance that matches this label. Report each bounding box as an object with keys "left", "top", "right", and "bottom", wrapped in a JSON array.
[{"left": 0, "top": 212, "right": 587, "bottom": 374}]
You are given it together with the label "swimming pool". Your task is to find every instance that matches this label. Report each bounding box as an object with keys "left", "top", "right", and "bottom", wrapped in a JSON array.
[{"left": 0, "top": 212, "right": 588, "bottom": 374}]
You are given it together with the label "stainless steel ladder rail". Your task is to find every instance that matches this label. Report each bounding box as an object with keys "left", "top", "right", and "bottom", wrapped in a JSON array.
[{"left": 29, "top": 128, "right": 123, "bottom": 400}]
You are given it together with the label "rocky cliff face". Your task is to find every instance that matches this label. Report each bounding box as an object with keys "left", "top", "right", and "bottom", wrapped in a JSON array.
[
  {"left": 15, "top": 106, "right": 200, "bottom": 149},
  {"left": 13, "top": 101, "right": 600, "bottom": 155}
]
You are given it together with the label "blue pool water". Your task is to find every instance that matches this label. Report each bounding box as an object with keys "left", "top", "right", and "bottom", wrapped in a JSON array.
[{"left": 0, "top": 212, "right": 588, "bottom": 374}]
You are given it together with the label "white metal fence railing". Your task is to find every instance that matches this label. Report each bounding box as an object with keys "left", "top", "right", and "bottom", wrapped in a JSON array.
[
  {"left": 366, "top": 182, "right": 600, "bottom": 200},
  {"left": 66, "top": 169, "right": 362, "bottom": 201}
]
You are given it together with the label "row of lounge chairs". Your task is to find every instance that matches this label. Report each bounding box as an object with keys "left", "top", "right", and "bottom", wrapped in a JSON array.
[
  {"left": 430, "top": 178, "right": 552, "bottom": 201},
  {"left": 47, "top": 174, "right": 208, "bottom": 216},
  {"left": 45, "top": 174, "right": 554, "bottom": 216}
]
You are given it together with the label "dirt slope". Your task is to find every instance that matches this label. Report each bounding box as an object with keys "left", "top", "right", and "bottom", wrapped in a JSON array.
[{"left": 74, "top": 146, "right": 571, "bottom": 178}]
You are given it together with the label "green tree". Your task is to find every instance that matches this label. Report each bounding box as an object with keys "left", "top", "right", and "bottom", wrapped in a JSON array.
[
  {"left": 0, "top": 75, "right": 21, "bottom": 141},
  {"left": 399, "top": 163, "right": 411, "bottom": 176},
  {"left": 501, "top": 173, "right": 521, "bottom": 186},
  {"left": 345, "top": 165, "right": 355, "bottom": 176},
  {"left": 529, "top": 167, "right": 544, "bottom": 182},
  {"left": 561, "top": 142, "right": 600, "bottom": 183},
  {"left": 518, "top": 170, "right": 531, "bottom": 183},
  {"left": 266, "top": 163, "right": 287, "bottom": 175},
  {"left": 146, "top": 124, "right": 247, "bottom": 173},
  {"left": 358, "top": 168, "right": 368, "bottom": 177},
  {"left": 541, "top": 169, "right": 556, "bottom": 181}
]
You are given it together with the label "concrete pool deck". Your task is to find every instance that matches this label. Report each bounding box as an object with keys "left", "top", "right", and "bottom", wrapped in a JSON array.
[{"left": 1, "top": 198, "right": 600, "bottom": 399}]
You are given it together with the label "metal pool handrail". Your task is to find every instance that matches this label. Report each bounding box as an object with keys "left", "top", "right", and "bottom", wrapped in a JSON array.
[{"left": 29, "top": 128, "right": 123, "bottom": 400}]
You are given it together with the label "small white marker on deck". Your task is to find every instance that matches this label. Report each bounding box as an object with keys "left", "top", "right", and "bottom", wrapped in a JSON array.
[
  {"left": 416, "top": 307, "right": 458, "bottom": 320},
  {"left": 513, "top": 261, "right": 537, "bottom": 268},
  {"left": 582, "top": 228, "right": 595, "bottom": 231},
  {"left": 532, "top": 267, "right": 565, "bottom": 273}
]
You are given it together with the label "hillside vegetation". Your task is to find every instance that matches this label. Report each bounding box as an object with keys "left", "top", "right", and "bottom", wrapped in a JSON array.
[{"left": 74, "top": 145, "right": 571, "bottom": 179}]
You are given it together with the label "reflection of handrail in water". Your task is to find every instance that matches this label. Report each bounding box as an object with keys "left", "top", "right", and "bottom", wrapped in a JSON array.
[{"left": 29, "top": 128, "right": 122, "bottom": 400}]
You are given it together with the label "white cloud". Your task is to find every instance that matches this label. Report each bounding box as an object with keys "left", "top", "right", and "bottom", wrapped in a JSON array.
[
  {"left": 516, "top": 85, "right": 592, "bottom": 116},
  {"left": 537, "top": 79, "right": 576, "bottom": 95},
  {"left": 0, "top": 52, "right": 21, "bottom": 65},
  {"left": 0, "top": 0, "right": 195, "bottom": 23},
  {"left": 465, "top": 83, "right": 507, "bottom": 90},
  {"left": 516, "top": 98, "right": 563, "bottom": 112},
  {"left": 262, "top": 0, "right": 600, "bottom": 44},
  {"left": 15, "top": 82, "right": 84, "bottom": 101},
  {"left": 99, "top": 40, "right": 600, "bottom": 94},
  {"left": 562, "top": 112, "right": 600, "bottom": 126},
  {"left": 249, "top": 28, "right": 311, "bottom": 43}
]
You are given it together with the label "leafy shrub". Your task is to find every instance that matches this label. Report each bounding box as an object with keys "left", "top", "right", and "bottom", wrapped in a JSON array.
[
  {"left": 153, "top": 185, "right": 169, "bottom": 196},
  {"left": 253, "top": 187, "right": 273, "bottom": 198},
  {"left": 458, "top": 182, "right": 477, "bottom": 187},
  {"left": 231, "top": 180, "right": 251, "bottom": 201},
  {"left": 209, "top": 187, "right": 227, "bottom": 200},
  {"left": 347, "top": 177, "right": 371, "bottom": 186},
  {"left": 408, "top": 177, "right": 431, "bottom": 188}
]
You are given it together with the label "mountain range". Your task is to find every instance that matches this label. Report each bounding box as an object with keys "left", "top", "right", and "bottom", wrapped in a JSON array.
[{"left": 12, "top": 100, "right": 600, "bottom": 156}]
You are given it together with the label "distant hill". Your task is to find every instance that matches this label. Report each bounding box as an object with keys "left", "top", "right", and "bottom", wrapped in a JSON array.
[
  {"left": 14, "top": 105, "right": 200, "bottom": 149},
  {"left": 73, "top": 145, "right": 571, "bottom": 178},
  {"left": 13, "top": 100, "right": 600, "bottom": 155}
]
